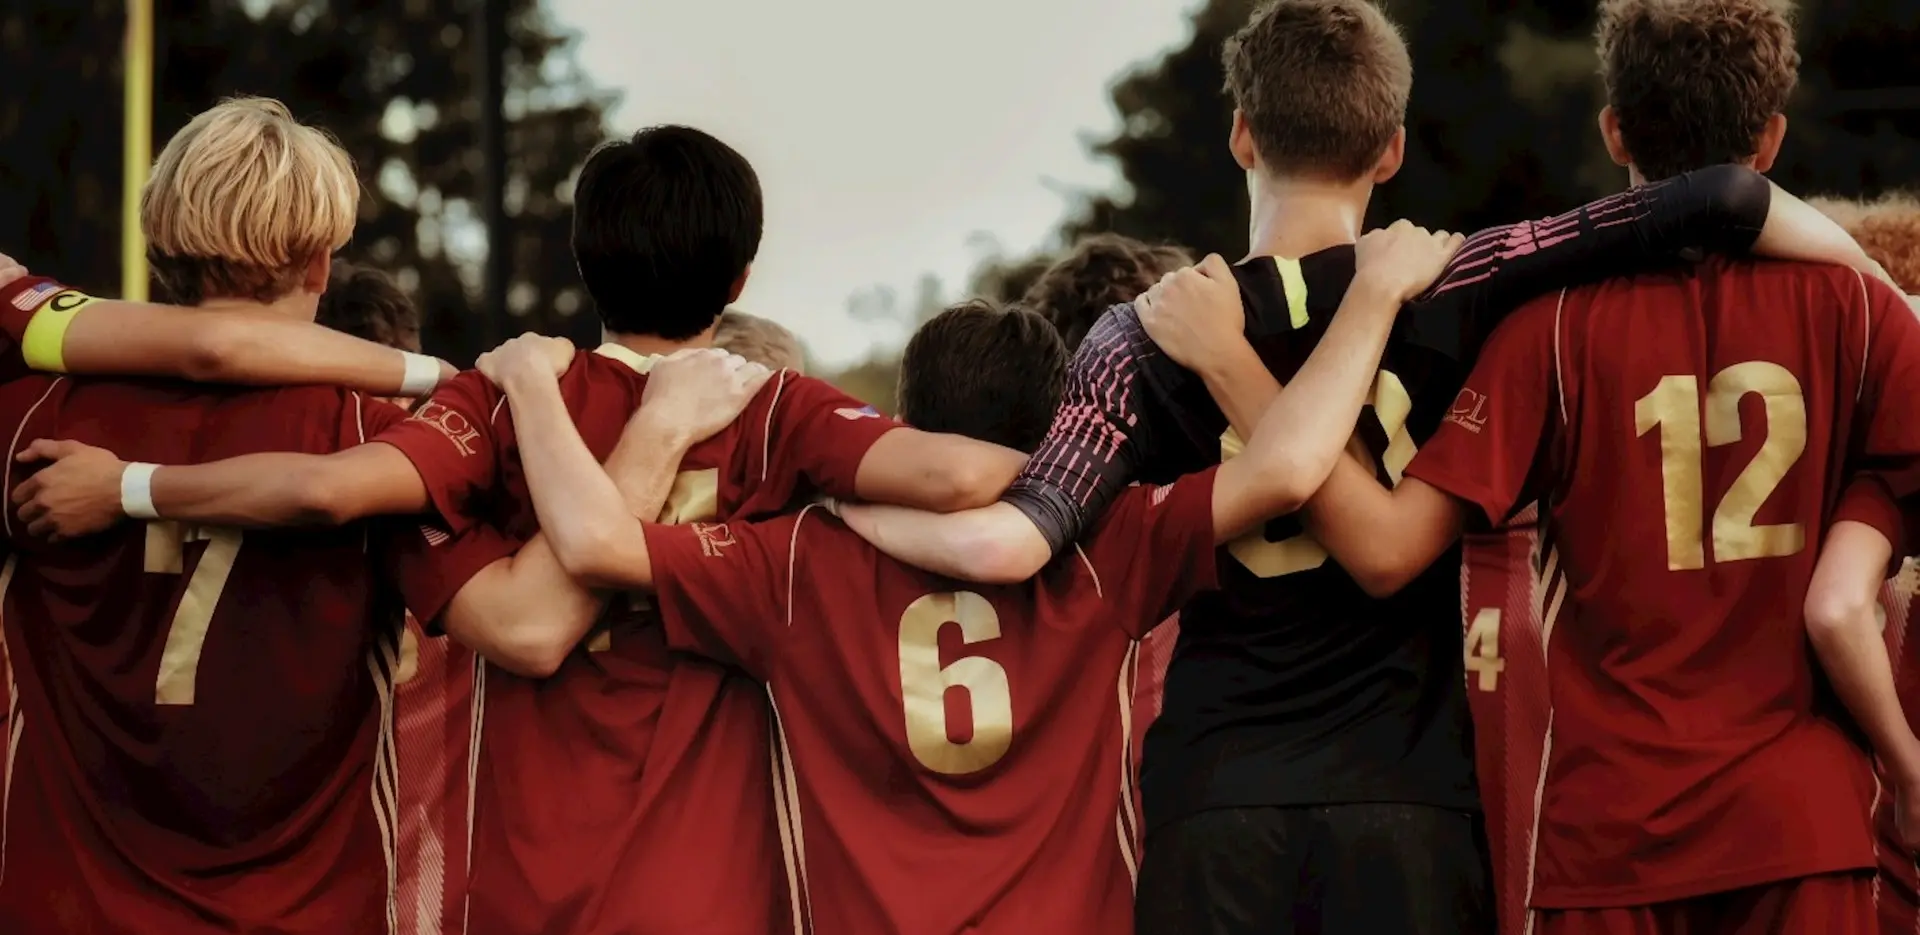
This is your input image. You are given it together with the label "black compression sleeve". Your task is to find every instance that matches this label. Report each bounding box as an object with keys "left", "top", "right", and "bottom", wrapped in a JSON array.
[
  {"left": 1001, "top": 307, "right": 1156, "bottom": 555},
  {"left": 1413, "top": 163, "right": 1771, "bottom": 334}
]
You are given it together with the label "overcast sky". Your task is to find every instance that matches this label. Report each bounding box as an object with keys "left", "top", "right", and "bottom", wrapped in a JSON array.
[{"left": 546, "top": 0, "right": 1201, "bottom": 367}]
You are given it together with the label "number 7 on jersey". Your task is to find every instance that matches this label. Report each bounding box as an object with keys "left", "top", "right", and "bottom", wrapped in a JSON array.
[{"left": 145, "top": 522, "right": 245, "bottom": 706}]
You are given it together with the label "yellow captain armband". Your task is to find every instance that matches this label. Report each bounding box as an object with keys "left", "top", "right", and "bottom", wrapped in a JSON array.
[{"left": 19, "top": 289, "right": 98, "bottom": 373}]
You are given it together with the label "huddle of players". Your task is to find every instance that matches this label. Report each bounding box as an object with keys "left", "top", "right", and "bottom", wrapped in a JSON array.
[{"left": 0, "top": 2, "right": 1918, "bottom": 935}]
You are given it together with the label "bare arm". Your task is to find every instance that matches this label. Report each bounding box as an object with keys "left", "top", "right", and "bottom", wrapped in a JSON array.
[
  {"left": 852, "top": 429, "right": 1028, "bottom": 512},
  {"left": 1756, "top": 181, "right": 1900, "bottom": 286},
  {"left": 836, "top": 500, "right": 1051, "bottom": 584},
  {"left": 1300, "top": 461, "right": 1466, "bottom": 597},
  {"left": 1207, "top": 273, "right": 1413, "bottom": 540},
  {"left": 12, "top": 440, "right": 432, "bottom": 539},
  {"left": 438, "top": 427, "right": 690, "bottom": 677},
  {"left": 1804, "top": 520, "right": 1920, "bottom": 786},
  {"left": 61, "top": 301, "right": 454, "bottom": 395}
]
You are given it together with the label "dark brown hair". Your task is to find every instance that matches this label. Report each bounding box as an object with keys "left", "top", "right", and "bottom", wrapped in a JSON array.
[
  {"left": 316, "top": 262, "right": 420, "bottom": 352},
  {"left": 1598, "top": 0, "right": 1800, "bottom": 181},
  {"left": 1021, "top": 235, "right": 1192, "bottom": 353},
  {"left": 897, "top": 300, "right": 1067, "bottom": 452},
  {"left": 1223, "top": 0, "right": 1411, "bottom": 181}
]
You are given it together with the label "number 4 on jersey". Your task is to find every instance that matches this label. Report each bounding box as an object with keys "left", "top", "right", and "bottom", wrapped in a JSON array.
[{"left": 1464, "top": 608, "right": 1504, "bottom": 692}]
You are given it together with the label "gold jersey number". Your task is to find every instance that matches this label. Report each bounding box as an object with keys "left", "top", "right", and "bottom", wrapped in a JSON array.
[{"left": 897, "top": 591, "right": 1014, "bottom": 775}]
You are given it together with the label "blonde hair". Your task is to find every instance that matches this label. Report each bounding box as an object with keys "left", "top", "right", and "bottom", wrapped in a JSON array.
[
  {"left": 714, "top": 309, "right": 806, "bottom": 372},
  {"left": 1809, "top": 193, "right": 1920, "bottom": 294},
  {"left": 142, "top": 96, "right": 359, "bottom": 304}
]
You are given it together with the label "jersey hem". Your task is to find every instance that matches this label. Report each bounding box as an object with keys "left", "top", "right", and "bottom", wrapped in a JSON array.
[{"left": 1529, "top": 851, "right": 1878, "bottom": 909}]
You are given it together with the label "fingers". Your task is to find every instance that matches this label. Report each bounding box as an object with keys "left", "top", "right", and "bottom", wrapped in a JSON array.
[
  {"left": 11, "top": 475, "right": 37, "bottom": 505},
  {"left": 15, "top": 438, "right": 74, "bottom": 464},
  {"left": 1196, "top": 254, "right": 1232, "bottom": 278}
]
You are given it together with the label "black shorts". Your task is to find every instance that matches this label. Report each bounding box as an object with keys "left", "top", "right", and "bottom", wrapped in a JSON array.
[{"left": 1135, "top": 804, "right": 1493, "bottom": 935}]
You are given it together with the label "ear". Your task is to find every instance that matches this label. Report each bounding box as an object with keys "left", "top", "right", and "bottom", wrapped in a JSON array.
[
  {"left": 1371, "top": 126, "right": 1406, "bottom": 184},
  {"left": 728, "top": 264, "right": 751, "bottom": 304},
  {"left": 1751, "top": 113, "right": 1788, "bottom": 173},
  {"left": 303, "top": 252, "right": 332, "bottom": 295},
  {"left": 1598, "top": 106, "right": 1633, "bottom": 168},
  {"left": 1228, "top": 109, "right": 1258, "bottom": 172}
]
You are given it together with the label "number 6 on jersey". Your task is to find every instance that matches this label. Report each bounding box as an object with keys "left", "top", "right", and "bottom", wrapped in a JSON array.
[{"left": 898, "top": 591, "right": 1014, "bottom": 775}]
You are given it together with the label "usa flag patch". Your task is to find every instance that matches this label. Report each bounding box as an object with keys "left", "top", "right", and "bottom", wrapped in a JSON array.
[
  {"left": 9, "top": 282, "right": 57, "bottom": 312},
  {"left": 835, "top": 405, "right": 880, "bottom": 421},
  {"left": 419, "top": 524, "right": 451, "bottom": 546}
]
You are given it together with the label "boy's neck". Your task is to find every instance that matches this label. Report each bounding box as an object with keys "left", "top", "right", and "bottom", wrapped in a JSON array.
[
  {"left": 602, "top": 330, "right": 714, "bottom": 358},
  {"left": 199, "top": 293, "right": 318, "bottom": 322},
  {"left": 1245, "top": 173, "right": 1372, "bottom": 262}
]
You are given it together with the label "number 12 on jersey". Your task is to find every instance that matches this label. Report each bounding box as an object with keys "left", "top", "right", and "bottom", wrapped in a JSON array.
[{"left": 1634, "top": 362, "right": 1807, "bottom": 572}]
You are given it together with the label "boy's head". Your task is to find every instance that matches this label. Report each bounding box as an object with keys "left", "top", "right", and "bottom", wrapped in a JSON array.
[
  {"left": 896, "top": 300, "right": 1067, "bottom": 453},
  {"left": 713, "top": 309, "right": 806, "bottom": 372},
  {"left": 1597, "top": 0, "right": 1800, "bottom": 182},
  {"left": 1809, "top": 194, "right": 1920, "bottom": 294},
  {"left": 1223, "top": 0, "right": 1411, "bottom": 186},
  {"left": 317, "top": 262, "right": 421, "bottom": 352},
  {"left": 572, "top": 125, "right": 763, "bottom": 342},
  {"left": 143, "top": 97, "right": 358, "bottom": 310},
  {"left": 1021, "top": 234, "right": 1192, "bottom": 353}
]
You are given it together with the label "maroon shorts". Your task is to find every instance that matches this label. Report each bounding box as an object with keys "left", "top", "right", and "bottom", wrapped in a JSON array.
[{"left": 1534, "top": 871, "right": 1876, "bottom": 935}]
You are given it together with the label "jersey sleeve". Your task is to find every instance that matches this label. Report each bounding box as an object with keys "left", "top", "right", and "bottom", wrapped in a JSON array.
[
  {"left": 1402, "top": 297, "right": 1560, "bottom": 528},
  {"left": 1830, "top": 475, "right": 1913, "bottom": 575},
  {"left": 1081, "top": 467, "right": 1222, "bottom": 639},
  {"left": 643, "top": 513, "right": 799, "bottom": 680},
  {"left": 1001, "top": 307, "right": 1158, "bottom": 555},
  {"left": 0, "top": 276, "right": 102, "bottom": 377},
  {"left": 1411, "top": 164, "right": 1770, "bottom": 354},
  {"left": 378, "top": 519, "right": 523, "bottom": 633},
  {"left": 1850, "top": 273, "right": 1920, "bottom": 511},
  {"left": 369, "top": 371, "right": 505, "bottom": 533},
  {"left": 757, "top": 372, "right": 901, "bottom": 500}
]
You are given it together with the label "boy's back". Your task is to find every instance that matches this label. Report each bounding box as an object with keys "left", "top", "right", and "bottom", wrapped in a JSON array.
[
  {"left": 0, "top": 376, "right": 403, "bottom": 934},
  {"left": 640, "top": 473, "right": 1221, "bottom": 933},
  {"left": 372, "top": 345, "right": 897, "bottom": 935},
  {"left": 1409, "top": 257, "right": 1916, "bottom": 908}
]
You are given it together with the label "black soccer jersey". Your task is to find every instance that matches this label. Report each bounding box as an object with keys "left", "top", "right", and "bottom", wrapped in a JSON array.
[{"left": 1002, "top": 164, "right": 1772, "bottom": 827}]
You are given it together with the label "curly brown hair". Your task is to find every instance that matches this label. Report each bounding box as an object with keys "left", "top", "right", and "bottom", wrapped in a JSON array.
[
  {"left": 316, "top": 262, "right": 419, "bottom": 352},
  {"left": 1809, "top": 194, "right": 1920, "bottom": 294},
  {"left": 1224, "top": 0, "right": 1411, "bottom": 181},
  {"left": 1020, "top": 234, "right": 1192, "bottom": 353},
  {"left": 1598, "top": 0, "right": 1800, "bottom": 181}
]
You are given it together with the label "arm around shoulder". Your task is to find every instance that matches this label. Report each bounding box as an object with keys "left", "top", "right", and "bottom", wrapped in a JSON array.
[{"left": 853, "top": 428, "right": 1027, "bottom": 513}]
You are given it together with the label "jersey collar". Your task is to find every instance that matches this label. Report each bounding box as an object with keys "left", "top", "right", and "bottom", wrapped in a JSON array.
[{"left": 592, "top": 342, "right": 661, "bottom": 374}]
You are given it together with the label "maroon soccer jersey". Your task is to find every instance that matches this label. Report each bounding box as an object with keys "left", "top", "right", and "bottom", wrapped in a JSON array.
[
  {"left": 641, "top": 471, "right": 1219, "bottom": 934},
  {"left": 1406, "top": 258, "right": 1920, "bottom": 908},
  {"left": 1459, "top": 513, "right": 1550, "bottom": 935},
  {"left": 373, "top": 344, "right": 898, "bottom": 935},
  {"left": 391, "top": 614, "right": 475, "bottom": 935},
  {"left": 0, "top": 376, "right": 408, "bottom": 934}
]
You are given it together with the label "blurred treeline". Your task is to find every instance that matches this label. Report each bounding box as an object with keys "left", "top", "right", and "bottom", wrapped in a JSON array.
[
  {"left": 0, "top": 0, "right": 1914, "bottom": 399},
  {"left": 830, "top": 0, "right": 1920, "bottom": 408}
]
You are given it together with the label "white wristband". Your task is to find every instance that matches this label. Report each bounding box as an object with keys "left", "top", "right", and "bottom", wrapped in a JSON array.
[
  {"left": 399, "top": 352, "right": 441, "bottom": 397},
  {"left": 121, "top": 462, "right": 160, "bottom": 520}
]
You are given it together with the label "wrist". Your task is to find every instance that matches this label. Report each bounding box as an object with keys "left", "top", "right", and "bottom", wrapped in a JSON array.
[
  {"left": 1349, "top": 272, "right": 1414, "bottom": 308},
  {"left": 1193, "top": 337, "right": 1264, "bottom": 385},
  {"left": 629, "top": 406, "right": 701, "bottom": 450}
]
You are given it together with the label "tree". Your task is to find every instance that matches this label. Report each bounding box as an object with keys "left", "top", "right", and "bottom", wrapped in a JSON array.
[
  {"left": 1058, "top": 0, "right": 1916, "bottom": 260},
  {"left": 0, "top": 0, "right": 615, "bottom": 364}
]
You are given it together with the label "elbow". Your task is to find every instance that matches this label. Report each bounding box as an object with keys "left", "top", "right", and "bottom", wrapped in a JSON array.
[
  {"left": 1351, "top": 564, "right": 1422, "bottom": 600},
  {"left": 288, "top": 462, "right": 361, "bottom": 527},
  {"left": 930, "top": 447, "right": 1024, "bottom": 512},
  {"left": 1805, "top": 587, "right": 1882, "bottom": 647},
  {"left": 179, "top": 319, "right": 252, "bottom": 383},
  {"left": 1251, "top": 455, "right": 1324, "bottom": 527},
  {"left": 487, "top": 639, "right": 568, "bottom": 680},
  {"left": 550, "top": 524, "right": 633, "bottom": 587}
]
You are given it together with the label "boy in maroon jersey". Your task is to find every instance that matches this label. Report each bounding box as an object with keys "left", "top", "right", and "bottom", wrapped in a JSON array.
[
  {"left": 9, "top": 125, "right": 1029, "bottom": 934},
  {"left": 457, "top": 219, "right": 1462, "bottom": 934},
  {"left": 0, "top": 96, "right": 459, "bottom": 934},
  {"left": 1142, "top": 2, "right": 1920, "bottom": 931}
]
